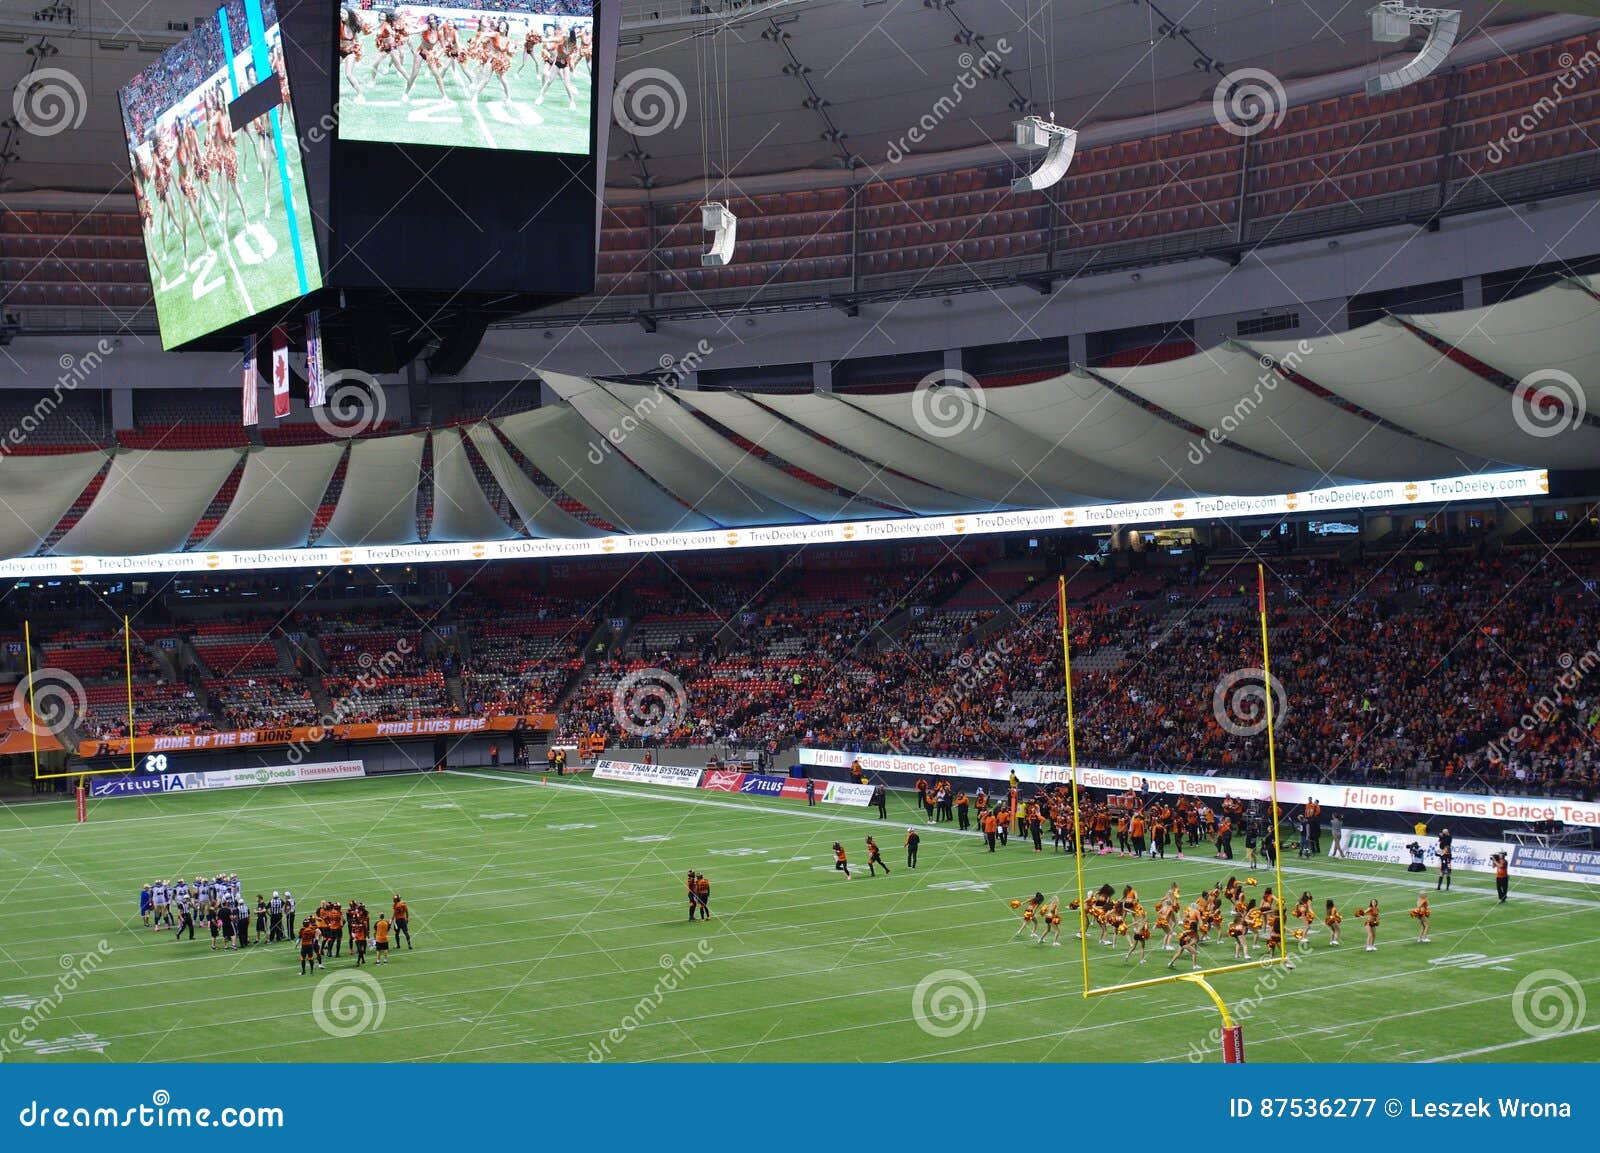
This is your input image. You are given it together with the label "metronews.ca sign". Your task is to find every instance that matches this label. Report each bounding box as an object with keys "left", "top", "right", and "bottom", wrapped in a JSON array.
[
  {"left": 87, "top": 761, "right": 365, "bottom": 799},
  {"left": 0, "top": 469, "right": 1547, "bottom": 580},
  {"left": 1334, "top": 828, "right": 1510, "bottom": 874}
]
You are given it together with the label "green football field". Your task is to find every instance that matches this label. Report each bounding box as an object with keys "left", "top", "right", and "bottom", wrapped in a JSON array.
[
  {"left": 337, "top": 55, "right": 592, "bottom": 154},
  {"left": 0, "top": 770, "right": 1594, "bottom": 1063},
  {"left": 144, "top": 108, "right": 321, "bottom": 350}
]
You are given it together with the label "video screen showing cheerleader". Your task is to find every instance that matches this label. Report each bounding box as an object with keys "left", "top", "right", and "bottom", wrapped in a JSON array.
[
  {"left": 118, "top": 0, "right": 323, "bottom": 351},
  {"left": 337, "top": 1, "right": 596, "bottom": 154}
]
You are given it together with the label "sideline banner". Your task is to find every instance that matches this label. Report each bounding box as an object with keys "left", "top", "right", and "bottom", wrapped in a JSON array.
[
  {"left": 87, "top": 761, "right": 364, "bottom": 799},
  {"left": 799, "top": 748, "right": 1600, "bottom": 829},
  {"left": 1509, "top": 843, "right": 1600, "bottom": 882},
  {"left": 823, "top": 781, "right": 876, "bottom": 807},
  {"left": 593, "top": 760, "right": 703, "bottom": 789},
  {"left": 1332, "top": 827, "right": 1511, "bottom": 877},
  {"left": 77, "top": 714, "right": 553, "bottom": 759}
]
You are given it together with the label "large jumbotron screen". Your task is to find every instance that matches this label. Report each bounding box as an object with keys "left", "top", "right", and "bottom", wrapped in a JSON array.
[
  {"left": 335, "top": 1, "right": 595, "bottom": 153},
  {"left": 118, "top": 0, "right": 323, "bottom": 350}
]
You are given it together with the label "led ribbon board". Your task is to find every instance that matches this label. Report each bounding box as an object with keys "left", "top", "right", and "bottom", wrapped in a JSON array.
[{"left": 0, "top": 468, "right": 1547, "bottom": 580}]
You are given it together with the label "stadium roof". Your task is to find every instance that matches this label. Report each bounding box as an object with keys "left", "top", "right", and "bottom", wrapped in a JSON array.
[
  {"left": 3, "top": 275, "right": 1595, "bottom": 564},
  {"left": 0, "top": 0, "right": 1560, "bottom": 195}
]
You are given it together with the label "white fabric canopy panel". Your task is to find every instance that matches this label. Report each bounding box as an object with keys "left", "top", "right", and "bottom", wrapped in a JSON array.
[
  {"left": 1401, "top": 279, "right": 1600, "bottom": 414},
  {"left": 428, "top": 430, "right": 517, "bottom": 542},
  {"left": 0, "top": 451, "right": 107, "bottom": 561},
  {"left": 462, "top": 423, "right": 600, "bottom": 538},
  {"left": 540, "top": 372, "right": 797, "bottom": 526},
  {"left": 755, "top": 391, "right": 1026, "bottom": 507},
  {"left": 980, "top": 371, "right": 1319, "bottom": 496},
  {"left": 319, "top": 434, "right": 425, "bottom": 547},
  {"left": 675, "top": 390, "right": 969, "bottom": 515},
  {"left": 838, "top": 389, "right": 1153, "bottom": 504},
  {"left": 596, "top": 382, "right": 891, "bottom": 522},
  {"left": 1095, "top": 344, "right": 1478, "bottom": 482},
  {"left": 204, "top": 444, "right": 344, "bottom": 551},
  {"left": 495, "top": 407, "right": 715, "bottom": 533},
  {"left": 1243, "top": 320, "right": 1600, "bottom": 470},
  {"left": 52, "top": 448, "right": 240, "bottom": 557}
]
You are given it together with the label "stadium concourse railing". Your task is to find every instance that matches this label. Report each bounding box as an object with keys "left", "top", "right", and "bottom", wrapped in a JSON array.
[{"left": 6, "top": 33, "right": 1600, "bottom": 334}]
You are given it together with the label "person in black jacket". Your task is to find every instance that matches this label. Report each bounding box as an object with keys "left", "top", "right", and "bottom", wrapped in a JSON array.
[{"left": 905, "top": 827, "right": 921, "bottom": 869}]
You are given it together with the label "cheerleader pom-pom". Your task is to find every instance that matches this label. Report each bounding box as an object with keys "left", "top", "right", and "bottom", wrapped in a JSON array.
[
  {"left": 1010, "top": 899, "right": 1021, "bottom": 909},
  {"left": 1068, "top": 899, "right": 1080, "bottom": 910},
  {"left": 1292, "top": 929, "right": 1306, "bottom": 940},
  {"left": 1245, "top": 877, "right": 1259, "bottom": 886}
]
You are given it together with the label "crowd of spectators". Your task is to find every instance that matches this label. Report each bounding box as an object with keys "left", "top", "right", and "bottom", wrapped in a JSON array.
[{"left": 11, "top": 544, "right": 1595, "bottom": 801}]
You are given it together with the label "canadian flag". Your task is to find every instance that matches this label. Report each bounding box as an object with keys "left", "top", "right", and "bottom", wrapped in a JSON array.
[
  {"left": 271, "top": 326, "right": 290, "bottom": 418},
  {"left": 241, "top": 335, "right": 258, "bottom": 426}
]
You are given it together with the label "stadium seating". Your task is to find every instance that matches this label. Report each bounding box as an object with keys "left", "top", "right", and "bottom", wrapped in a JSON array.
[{"left": 10, "top": 33, "right": 1598, "bottom": 317}]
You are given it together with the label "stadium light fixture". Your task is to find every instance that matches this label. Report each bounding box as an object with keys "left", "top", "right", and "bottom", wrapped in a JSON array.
[
  {"left": 700, "top": 201, "right": 738, "bottom": 266},
  {"left": 1365, "top": 3, "right": 1461, "bottom": 96},
  {"left": 1010, "top": 115, "right": 1078, "bottom": 193}
]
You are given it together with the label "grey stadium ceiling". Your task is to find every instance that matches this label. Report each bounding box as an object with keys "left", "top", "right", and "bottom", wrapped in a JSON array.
[{"left": 0, "top": 0, "right": 1558, "bottom": 195}]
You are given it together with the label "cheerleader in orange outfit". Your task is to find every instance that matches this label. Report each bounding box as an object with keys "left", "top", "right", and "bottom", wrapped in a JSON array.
[
  {"left": 1228, "top": 911, "right": 1249, "bottom": 958},
  {"left": 1039, "top": 896, "right": 1063, "bottom": 946},
  {"left": 405, "top": 13, "right": 451, "bottom": 100},
  {"left": 1010, "top": 892, "right": 1045, "bottom": 941},
  {"left": 1155, "top": 897, "right": 1176, "bottom": 951},
  {"left": 473, "top": 17, "right": 514, "bottom": 101},
  {"left": 1264, "top": 912, "right": 1296, "bottom": 969},
  {"left": 1323, "top": 898, "right": 1343, "bottom": 946},
  {"left": 1124, "top": 910, "right": 1150, "bottom": 963},
  {"left": 1245, "top": 898, "right": 1264, "bottom": 945},
  {"left": 1361, "top": 899, "right": 1380, "bottom": 951},
  {"left": 1410, "top": 893, "right": 1432, "bottom": 943},
  {"left": 1167, "top": 913, "right": 1202, "bottom": 971},
  {"left": 1291, "top": 891, "right": 1315, "bottom": 934},
  {"left": 340, "top": 8, "right": 368, "bottom": 100}
]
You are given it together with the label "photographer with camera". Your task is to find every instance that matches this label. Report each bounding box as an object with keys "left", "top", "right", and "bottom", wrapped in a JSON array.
[
  {"left": 1492, "top": 851, "right": 1510, "bottom": 903},
  {"left": 1405, "top": 841, "right": 1426, "bottom": 872}
]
